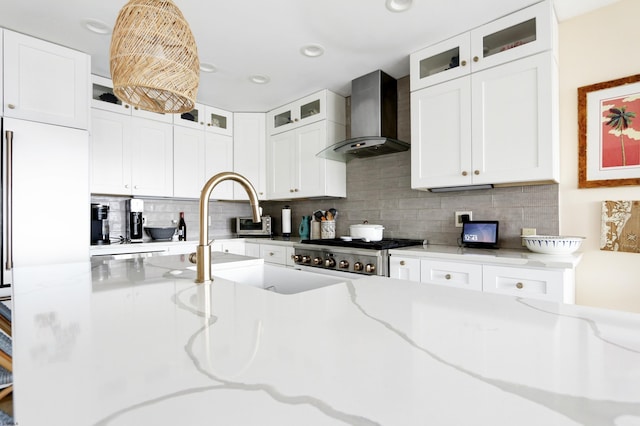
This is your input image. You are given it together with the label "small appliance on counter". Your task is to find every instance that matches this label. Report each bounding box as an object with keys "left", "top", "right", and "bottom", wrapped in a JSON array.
[
  {"left": 91, "top": 203, "right": 110, "bottom": 245},
  {"left": 235, "top": 216, "right": 272, "bottom": 237},
  {"left": 126, "top": 199, "right": 144, "bottom": 243}
]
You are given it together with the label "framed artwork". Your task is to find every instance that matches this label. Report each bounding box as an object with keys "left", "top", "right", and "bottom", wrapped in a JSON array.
[
  {"left": 578, "top": 74, "right": 640, "bottom": 188},
  {"left": 601, "top": 200, "right": 640, "bottom": 253}
]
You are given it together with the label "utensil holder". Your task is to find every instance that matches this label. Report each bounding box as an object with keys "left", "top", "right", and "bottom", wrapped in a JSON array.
[{"left": 320, "top": 220, "right": 336, "bottom": 239}]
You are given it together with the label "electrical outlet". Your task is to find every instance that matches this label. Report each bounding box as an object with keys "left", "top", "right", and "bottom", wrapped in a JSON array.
[
  {"left": 521, "top": 228, "right": 536, "bottom": 246},
  {"left": 455, "top": 211, "right": 472, "bottom": 227}
]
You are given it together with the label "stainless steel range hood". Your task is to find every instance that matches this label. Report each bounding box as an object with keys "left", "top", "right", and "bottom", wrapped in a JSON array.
[{"left": 318, "top": 70, "right": 409, "bottom": 162}]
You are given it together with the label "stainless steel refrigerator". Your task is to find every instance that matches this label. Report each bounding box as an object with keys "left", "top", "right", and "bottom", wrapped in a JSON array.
[{"left": 2, "top": 117, "right": 90, "bottom": 295}]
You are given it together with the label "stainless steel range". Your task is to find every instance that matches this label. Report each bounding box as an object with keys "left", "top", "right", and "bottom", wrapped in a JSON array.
[{"left": 293, "top": 238, "right": 423, "bottom": 277}]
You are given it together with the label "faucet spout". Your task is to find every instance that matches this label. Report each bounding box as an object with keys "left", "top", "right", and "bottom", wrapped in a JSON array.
[{"left": 195, "top": 172, "right": 261, "bottom": 283}]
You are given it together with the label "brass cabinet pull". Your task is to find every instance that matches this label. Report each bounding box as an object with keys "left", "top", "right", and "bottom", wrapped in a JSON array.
[
  {"left": 474, "top": 170, "right": 480, "bottom": 175},
  {"left": 462, "top": 171, "right": 468, "bottom": 176},
  {"left": 461, "top": 60, "right": 467, "bottom": 66},
  {"left": 516, "top": 282, "right": 524, "bottom": 289},
  {"left": 400, "top": 260, "right": 406, "bottom": 266},
  {"left": 473, "top": 56, "right": 479, "bottom": 62},
  {"left": 445, "top": 274, "right": 452, "bottom": 280},
  {"left": 7, "top": 104, "right": 15, "bottom": 109}
]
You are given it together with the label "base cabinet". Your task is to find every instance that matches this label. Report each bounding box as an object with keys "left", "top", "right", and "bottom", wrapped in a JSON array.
[
  {"left": 245, "top": 241, "right": 295, "bottom": 267},
  {"left": 389, "top": 250, "right": 578, "bottom": 304}
]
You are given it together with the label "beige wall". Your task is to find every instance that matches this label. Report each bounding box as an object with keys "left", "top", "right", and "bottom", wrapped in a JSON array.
[{"left": 559, "top": 0, "right": 640, "bottom": 313}]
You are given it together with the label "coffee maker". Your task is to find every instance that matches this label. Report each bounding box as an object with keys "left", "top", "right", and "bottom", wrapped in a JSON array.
[
  {"left": 126, "top": 199, "right": 144, "bottom": 243},
  {"left": 91, "top": 203, "right": 110, "bottom": 245}
]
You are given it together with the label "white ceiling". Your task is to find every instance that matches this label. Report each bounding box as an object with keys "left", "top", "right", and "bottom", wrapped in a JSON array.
[{"left": 0, "top": 0, "right": 620, "bottom": 112}]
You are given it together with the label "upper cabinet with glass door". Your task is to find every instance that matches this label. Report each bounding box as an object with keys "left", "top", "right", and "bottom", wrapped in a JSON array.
[
  {"left": 267, "top": 89, "right": 345, "bottom": 135},
  {"left": 410, "top": 0, "right": 555, "bottom": 91},
  {"left": 173, "top": 102, "right": 206, "bottom": 130},
  {"left": 204, "top": 105, "right": 233, "bottom": 136},
  {"left": 91, "top": 75, "right": 173, "bottom": 123}
]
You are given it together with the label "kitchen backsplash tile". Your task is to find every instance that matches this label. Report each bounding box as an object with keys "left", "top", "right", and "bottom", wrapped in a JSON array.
[{"left": 259, "top": 150, "right": 558, "bottom": 249}]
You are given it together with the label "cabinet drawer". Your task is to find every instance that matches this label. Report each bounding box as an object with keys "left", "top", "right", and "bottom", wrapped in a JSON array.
[
  {"left": 482, "top": 266, "right": 565, "bottom": 302},
  {"left": 259, "top": 244, "right": 288, "bottom": 265},
  {"left": 390, "top": 256, "right": 421, "bottom": 282},
  {"left": 420, "top": 260, "right": 482, "bottom": 291}
]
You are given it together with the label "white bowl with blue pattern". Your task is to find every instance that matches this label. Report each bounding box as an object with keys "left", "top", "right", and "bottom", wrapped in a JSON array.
[{"left": 523, "top": 235, "right": 585, "bottom": 254}]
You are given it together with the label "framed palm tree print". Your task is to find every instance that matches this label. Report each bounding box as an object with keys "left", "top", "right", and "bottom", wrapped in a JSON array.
[{"left": 578, "top": 73, "right": 640, "bottom": 188}]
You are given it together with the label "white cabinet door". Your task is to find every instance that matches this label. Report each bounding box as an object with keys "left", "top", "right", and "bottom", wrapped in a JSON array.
[
  {"left": 295, "top": 121, "right": 327, "bottom": 198},
  {"left": 7, "top": 118, "right": 89, "bottom": 265},
  {"left": 411, "top": 77, "right": 472, "bottom": 189},
  {"left": 259, "top": 244, "right": 288, "bottom": 266},
  {"left": 233, "top": 113, "right": 266, "bottom": 200},
  {"left": 267, "top": 130, "right": 297, "bottom": 199},
  {"left": 3, "top": 30, "right": 89, "bottom": 129},
  {"left": 471, "top": 51, "right": 557, "bottom": 185},
  {"left": 389, "top": 256, "right": 421, "bottom": 282},
  {"left": 91, "top": 74, "right": 132, "bottom": 115},
  {"left": 173, "top": 125, "right": 205, "bottom": 198},
  {"left": 204, "top": 105, "right": 233, "bottom": 136},
  {"left": 410, "top": 33, "right": 471, "bottom": 91},
  {"left": 205, "top": 133, "right": 234, "bottom": 200},
  {"left": 130, "top": 117, "right": 174, "bottom": 197},
  {"left": 173, "top": 102, "right": 206, "bottom": 129},
  {"left": 245, "top": 242, "right": 260, "bottom": 258},
  {"left": 90, "top": 108, "right": 132, "bottom": 195},
  {"left": 420, "top": 259, "right": 482, "bottom": 291}
]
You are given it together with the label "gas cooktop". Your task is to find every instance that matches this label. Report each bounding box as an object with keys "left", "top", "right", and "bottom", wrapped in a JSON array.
[{"left": 299, "top": 238, "right": 423, "bottom": 251}]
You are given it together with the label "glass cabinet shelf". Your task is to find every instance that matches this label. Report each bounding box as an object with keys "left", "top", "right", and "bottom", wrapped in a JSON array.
[{"left": 482, "top": 18, "right": 536, "bottom": 58}]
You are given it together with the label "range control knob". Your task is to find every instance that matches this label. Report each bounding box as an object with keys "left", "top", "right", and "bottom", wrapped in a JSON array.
[
  {"left": 293, "top": 254, "right": 303, "bottom": 263},
  {"left": 354, "top": 262, "right": 364, "bottom": 272},
  {"left": 301, "top": 255, "right": 311, "bottom": 264},
  {"left": 365, "top": 264, "right": 376, "bottom": 274},
  {"left": 339, "top": 260, "right": 349, "bottom": 269},
  {"left": 324, "top": 258, "right": 336, "bottom": 268},
  {"left": 313, "top": 257, "right": 323, "bottom": 265}
]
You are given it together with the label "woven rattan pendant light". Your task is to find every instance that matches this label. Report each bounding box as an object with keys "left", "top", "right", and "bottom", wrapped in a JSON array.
[{"left": 110, "top": 0, "right": 199, "bottom": 114}]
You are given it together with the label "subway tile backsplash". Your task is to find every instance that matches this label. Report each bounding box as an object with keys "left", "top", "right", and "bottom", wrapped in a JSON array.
[{"left": 259, "top": 150, "right": 558, "bottom": 249}]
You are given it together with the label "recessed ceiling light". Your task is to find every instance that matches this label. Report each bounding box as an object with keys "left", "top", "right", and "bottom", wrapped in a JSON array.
[
  {"left": 300, "top": 44, "right": 325, "bottom": 58},
  {"left": 385, "top": 0, "right": 412, "bottom": 12},
  {"left": 249, "top": 75, "right": 270, "bottom": 84},
  {"left": 83, "top": 18, "right": 111, "bottom": 35},
  {"left": 200, "top": 63, "right": 218, "bottom": 73}
]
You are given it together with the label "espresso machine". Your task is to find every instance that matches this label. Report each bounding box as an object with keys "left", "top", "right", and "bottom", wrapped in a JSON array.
[
  {"left": 91, "top": 203, "right": 110, "bottom": 245},
  {"left": 126, "top": 199, "right": 144, "bottom": 243}
]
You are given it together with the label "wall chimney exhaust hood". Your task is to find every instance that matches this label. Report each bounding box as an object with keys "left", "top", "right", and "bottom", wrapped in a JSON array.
[{"left": 318, "top": 70, "right": 409, "bottom": 162}]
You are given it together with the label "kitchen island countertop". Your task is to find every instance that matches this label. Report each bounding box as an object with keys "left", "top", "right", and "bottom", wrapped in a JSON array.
[{"left": 11, "top": 254, "right": 640, "bottom": 425}]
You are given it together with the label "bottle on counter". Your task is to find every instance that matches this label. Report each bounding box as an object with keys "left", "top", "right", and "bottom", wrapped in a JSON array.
[{"left": 178, "top": 212, "right": 187, "bottom": 241}]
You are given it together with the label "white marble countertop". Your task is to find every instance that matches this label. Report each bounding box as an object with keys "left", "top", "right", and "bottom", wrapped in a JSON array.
[
  {"left": 11, "top": 254, "right": 639, "bottom": 425},
  {"left": 390, "top": 244, "right": 583, "bottom": 269}
]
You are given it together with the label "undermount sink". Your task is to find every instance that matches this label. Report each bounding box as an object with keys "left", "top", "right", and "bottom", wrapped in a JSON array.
[{"left": 209, "top": 264, "right": 348, "bottom": 294}]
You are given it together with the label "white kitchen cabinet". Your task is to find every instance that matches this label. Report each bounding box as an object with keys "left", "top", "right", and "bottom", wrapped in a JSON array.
[
  {"left": 205, "top": 132, "right": 234, "bottom": 200},
  {"left": 483, "top": 265, "right": 574, "bottom": 304},
  {"left": 267, "top": 120, "right": 346, "bottom": 200},
  {"left": 211, "top": 239, "right": 245, "bottom": 255},
  {"left": 233, "top": 112, "right": 266, "bottom": 200},
  {"left": 173, "top": 125, "right": 205, "bottom": 198},
  {"left": 90, "top": 108, "right": 174, "bottom": 197},
  {"left": 389, "top": 255, "right": 421, "bottom": 282},
  {"left": 411, "top": 51, "right": 558, "bottom": 190},
  {"left": 421, "top": 259, "right": 483, "bottom": 291},
  {"left": 3, "top": 29, "right": 89, "bottom": 129},
  {"left": 410, "top": 1, "right": 554, "bottom": 91},
  {"left": 267, "top": 89, "right": 345, "bottom": 135},
  {"left": 173, "top": 102, "right": 206, "bottom": 130},
  {"left": 0, "top": 30, "right": 4, "bottom": 116},
  {"left": 204, "top": 105, "right": 233, "bottom": 136},
  {"left": 259, "top": 243, "right": 289, "bottom": 266},
  {"left": 91, "top": 75, "right": 172, "bottom": 123},
  {"left": 245, "top": 242, "right": 260, "bottom": 258}
]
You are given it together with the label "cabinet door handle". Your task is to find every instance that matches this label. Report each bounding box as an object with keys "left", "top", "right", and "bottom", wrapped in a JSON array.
[
  {"left": 400, "top": 260, "right": 406, "bottom": 266},
  {"left": 289, "top": 189, "right": 294, "bottom": 193},
  {"left": 473, "top": 56, "right": 479, "bottom": 62},
  {"left": 124, "top": 104, "right": 130, "bottom": 109},
  {"left": 474, "top": 170, "right": 480, "bottom": 175},
  {"left": 7, "top": 104, "right": 15, "bottom": 110},
  {"left": 269, "top": 252, "right": 275, "bottom": 256},
  {"left": 461, "top": 171, "right": 468, "bottom": 176},
  {"left": 125, "top": 184, "right": 130, "bottom": 188},
  {"left": 461, "top": 60, "right": 467, "bottom": 67},
  {"left": 516, "top": 282, "right": 524, "bottom": 289},
  {"left": 445, "top": 274, "right": 452, "bottom": 280}
]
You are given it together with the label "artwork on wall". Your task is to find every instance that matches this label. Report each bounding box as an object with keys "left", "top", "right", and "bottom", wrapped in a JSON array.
[
  {"left": 601, "top": 200, "right": 640, "bottom": 253},
  {"left": 578, "top": 74, "right": 640, "bottom": 188}
]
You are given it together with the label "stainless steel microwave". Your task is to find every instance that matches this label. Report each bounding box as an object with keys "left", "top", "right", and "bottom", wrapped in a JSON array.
[{"left": 236, "top": 216, "right": 272, "bottom": 236}]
